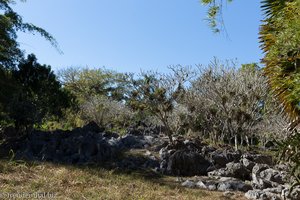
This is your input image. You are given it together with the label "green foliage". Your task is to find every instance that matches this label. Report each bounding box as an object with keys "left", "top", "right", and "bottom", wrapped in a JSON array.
[
  {"left": 58, "top": 67, "right": 134, "bottom": 129},
  {"left": 277, "top": 131, "right": 300, "bottom": 188},
  {"left": 0, "top": 0, "right": 64, "bottom": 132},
  {"left": 240, "top": 63, "right": 261, "bottom": 73},
  {"left": 259, "top": 1, "right": 300, "bottom": 185},
  {"left": 128, "top": 67, "right": 193, "bottom": 141},
  {"left": 8, "top": 54, "right": 72, "bottom": 132},
  {"left": 201, "top": 0, "right": 233, "bottom": 33},
  {"left": 0, "top": 67, "right": 20, "bottom": 122},
  {"left": 59, "top": 67, "right": 131, "bottom": 103},
  {"left": 201, "top": 0, "right": 300, "bottom": 183},
  {"left": 261, "top": 0, "right": 300, "bottom": 122},
  {"left": 0, "top": 0, "right": 59, "bottom": 69}
]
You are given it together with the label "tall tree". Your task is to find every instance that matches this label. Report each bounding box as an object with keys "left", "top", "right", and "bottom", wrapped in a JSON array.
[
  {"left": 0, "top": 0, "right": 60, "bottom": 128},
  {"left": 9, "top": 54, "right": 71, "bottom": 132}
]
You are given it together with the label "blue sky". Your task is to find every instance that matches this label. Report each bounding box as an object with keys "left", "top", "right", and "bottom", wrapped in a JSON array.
[{"left": 13, "top": 0, "right": 263, "bottom": 73}]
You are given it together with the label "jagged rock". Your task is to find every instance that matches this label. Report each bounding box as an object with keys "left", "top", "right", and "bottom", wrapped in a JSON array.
[
  {"left": 102, "top": 131, "right": 119, "bottom": 139},
  {"left": 207, "top": 149, "right": 242, "bottom": 169},
  {"left": 206, "top": 181, "right": 217, "bottom": 190},
  {"left": 7, "top": 126, "right": 119, "bottom": 164},
  {"left": 226, "top": 162, "right": 251, "bottom": 180},
  {"left": 166, "top": 150, "right": 211, "bottom": 176},
  {"left": 202, "top": 146, "right": 217, "bottom": 155},
  {"left": 81, "top": 121, "right": 105, "bottom": 133},
  {"left": 252, "top": 164, "right": 272, "bottom": 189},
  {"left": 143, "top": 135, "right": 155, "bottom": 145},
  {"left": 259, "top": 168, "right": 286, "bottom": 185},
  {"left": 208, "top": 162, "right": 250, "bottom": 180},
  {"left": 243, "top": 154, "right": 273, "bottom": 166},
  {"left": 245, "top": 189, "right": 260, "bottom": 199},
  {"left": 107, "top": 137, "right": 120, "bottom": 147},
  {"left": 194, "top": 177, "right": 252, "bottom": 192},
  {"left": 252, "top": 164, "right": 288, "bottom": 190},
  {"left": 244, "top": 186, "right": 300, "bottom": 200},
  {"left": 120, "top": 134, "right": 145, "bottom": 149},
  {"left": 116, "top": 154, "right": 159, "bottom": 170},
  {"left": 245, "top": 189, "right": 281, "bottom": 200},
  {"left": 223, "top": 191, "right": 235, "bottom": 197},
  {"left": 209, "top": 150, "right": 229, "bottom": 168},
  {"left": 218, "top": 177, "right": 252, "bottom": 192},
  {"left": 159, "top": 147, "right": 168, "bottom": 159},
  {"left": 288, "top": 186, "right": 300, "bottom": 200},
  {"left": 208, "top": 168, "right": 230, "bottom": 177},
  {"left": 241, "top": 158, "right": 256, "bottom": 171},
  {"left": 196, "top": 180, "right": 207, "bottom": 189},
  {"left": 182, "top": 180, "right": 196, "bottom": 188}
]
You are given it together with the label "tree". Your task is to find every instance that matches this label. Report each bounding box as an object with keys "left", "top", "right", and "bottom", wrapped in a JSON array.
[
  {"left": 260, "top": 0, "right": 300, "bottom": 128},
  {"left": 0, "top": 0, "right": 59, "bottom": 69},
  {"left": 9, "top": 54, "right": 71, "bottom": 132},
  {"left": 201, "top": 0, "right": 300, "bottom": 185},
  {"left": 59, "top": 67, "right": 131, "bottom": 103},
  {"left": 201, "top": 0, "right": 300, "bottom": 127},
  {"left": 201, "top": 0, "right": 233, "bottom": 33},
  {"left": 185, "top": 60, "right": 270, "bottom": 150},
  {"left": 0, "top": 0, "right": 61, "bottom": 130},
  {"left": 58, "top": 67, "right": 134, "bottom": 130},
  {"left": 128, "top": 66, "right": 194, "bottom": 142}
]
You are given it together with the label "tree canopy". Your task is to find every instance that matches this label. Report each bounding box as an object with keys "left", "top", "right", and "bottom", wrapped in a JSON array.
[{"left": 0, "top": 0, "right": 59, "bottom": 69}]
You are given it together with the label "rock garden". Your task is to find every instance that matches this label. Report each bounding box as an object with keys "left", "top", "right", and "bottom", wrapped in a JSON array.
[{"left": 1, "top": 122, "right": 298, "bottom": 200}]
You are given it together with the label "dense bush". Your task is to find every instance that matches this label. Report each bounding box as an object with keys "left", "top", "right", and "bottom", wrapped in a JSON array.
[
  {"left": 128, "top": 66, "right": 194, "bottom": 141},
  {"left": 57, "top": 62, "right": 290, "bottom": 147},
  {"left": 58, "top": 67, "right": 135, "bottom": 131},
  {"left": 0, "top": 55, "right": 72, "bottom": 133}
]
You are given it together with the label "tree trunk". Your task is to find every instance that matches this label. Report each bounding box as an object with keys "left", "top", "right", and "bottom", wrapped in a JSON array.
[
  {"left": 234, "top": 134, "right": 238, "bottom": 151},
  {"left": 246, "top": 135, "right": 250, "bottom": 147}
]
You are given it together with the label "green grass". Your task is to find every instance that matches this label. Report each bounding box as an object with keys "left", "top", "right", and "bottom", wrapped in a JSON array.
[{"left": 0, "top": 159, "right": 247, "bottom": 200}]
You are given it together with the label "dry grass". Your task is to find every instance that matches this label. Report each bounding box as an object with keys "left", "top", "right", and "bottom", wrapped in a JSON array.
[{"left": 0, "top": 159, "right": 247, "bottom": 200}]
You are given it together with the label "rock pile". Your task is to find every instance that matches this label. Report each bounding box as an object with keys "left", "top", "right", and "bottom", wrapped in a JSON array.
[
  {"left": 159, "top": 137, "right": 298, "bottom": 200},
  {"left": 0, "top": 122, "right": 163, "bottom": 166},
  {"left": 1, "top": 124, "right": 298, "bottom": 200}
]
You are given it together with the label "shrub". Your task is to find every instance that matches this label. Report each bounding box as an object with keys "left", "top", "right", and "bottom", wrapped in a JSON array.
[{"left": 185, "top": 59, "right": 275, "bottom": 150}]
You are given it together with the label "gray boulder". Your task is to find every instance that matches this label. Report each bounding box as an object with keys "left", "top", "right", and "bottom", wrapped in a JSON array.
[
  {"left": 259, "top": 168, "right": 286, "bottom": 185},
  {"left": 252, "top": 164, "right": 272, "bottom": 189},
  {"left": 217, "top": 181, "right": 252, "bottom": 192},
  {"left": 182, "top": 180, "right": 196, "bottom": 188},
  {"left": 241, "top": 158, "right": 256, "bottom": 171},
  {"left": 166, "top": 150, "right": 211, "bottom": 176},
  {"left": 208, "top": 162, "right": 251, "bottom": 180},
  {"left": 245, "top": 189, "right": 281, "bottom": 200},
  {"left": 243, "top": 153, "right": 273, "bottom": 166},
  {"left": 195, "top": 177, "right": 252, "bottom": 192},
  {"left": 120, "top": 134, "right": 145, "bottom": 149},
  {"left": 252, "top": 164, "right": 287, "bottom": 190}
]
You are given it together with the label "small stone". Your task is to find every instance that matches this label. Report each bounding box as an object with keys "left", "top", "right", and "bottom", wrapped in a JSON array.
[
  {"left": 181, "top": 180, "right": 196, "bottom": 188},
  {"left": 223, "top": 191, "right": 235, "bottom": 197},
  {"left": 145, "top": 150, "right": 152, "bottom": 156},
  {"left": 206, "top": 181, "right": 217, "bottom": 190},
  {"left": 196, "top": 180, "right": 207, "bottom": 189},
  {"left": 245, "top": 189, "right": 261, "bottom": 200}
]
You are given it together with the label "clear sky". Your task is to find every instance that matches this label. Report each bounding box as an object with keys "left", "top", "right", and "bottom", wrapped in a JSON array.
[{"left": 13, "top": 0, "right": 263, "bottom": 73}]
